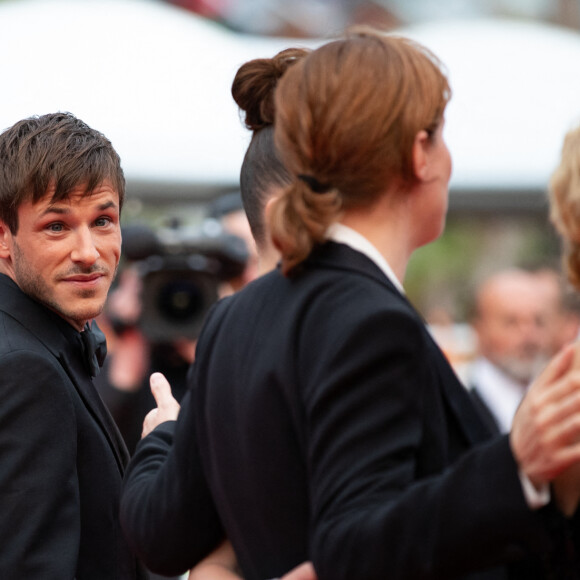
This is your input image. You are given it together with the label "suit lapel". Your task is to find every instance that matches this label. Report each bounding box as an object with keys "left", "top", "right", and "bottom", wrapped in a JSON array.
[
  {"left": 427, "top": 336, "right": 494, "bottom": 445},
  {"left": 470, "top": 387, "right": 502, "bottom": 436},
  {"left": 58, "top": 350, "right": 130, "bottom": 472},
  {"left": 307, "top": 241, "right": 401, "bottom": 294},
  {"left": 307, "top": 243, "right": 493, "bottom": 447},
  {"left": 0, "top": 274, "right": 130, "bottom": 472}
]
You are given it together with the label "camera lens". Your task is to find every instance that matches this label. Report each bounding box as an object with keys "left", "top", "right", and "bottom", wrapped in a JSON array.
[
  {"left": 140, "top": 266, "right": 219, "bottom": 341},
  {"left": 156, "top": 280, "right": 205, "bottom": 322}
]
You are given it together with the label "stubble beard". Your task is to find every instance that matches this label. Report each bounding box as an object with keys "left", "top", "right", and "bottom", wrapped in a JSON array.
[
  {"left": 12, "top": 242, "right": 117, "bottom": 328},
  {"left": 495, "top": 353, "right": 550, "bottom": 385}
]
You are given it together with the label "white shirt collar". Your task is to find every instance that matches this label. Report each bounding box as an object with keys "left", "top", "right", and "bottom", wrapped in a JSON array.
[
  {"left": 468, "top": 357, "right": 528, "bottom": 433},
  {"left": 325, "top": 223, "right": 405, "bottom": 294}
]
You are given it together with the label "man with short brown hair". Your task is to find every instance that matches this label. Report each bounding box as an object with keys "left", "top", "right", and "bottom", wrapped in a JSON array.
[{"left": 0, "top": 112, "right": 145, "bottom": 579}]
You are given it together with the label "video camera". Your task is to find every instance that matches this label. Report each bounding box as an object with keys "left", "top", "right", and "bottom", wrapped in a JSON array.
[{"left": 121, "top": 219, "right": 249, "bottom": 342}]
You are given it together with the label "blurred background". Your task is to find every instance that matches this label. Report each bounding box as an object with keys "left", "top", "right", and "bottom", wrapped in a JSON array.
[
  {"left": 2, "top": 0, "right": 580, "bottom": 382},
  {"left": 164, "top": 0, "right": 580, "bottom": 36}
]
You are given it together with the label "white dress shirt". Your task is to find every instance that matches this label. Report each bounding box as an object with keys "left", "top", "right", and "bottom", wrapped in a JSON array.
[
  {"left": 468, "top": 357, "right": 527, "bottom": 434},
  {"left": 326, "top": 222, "right": 405, "bottom": 293}
]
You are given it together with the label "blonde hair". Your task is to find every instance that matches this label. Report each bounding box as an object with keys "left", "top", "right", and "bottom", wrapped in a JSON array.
[
  {"left": 549, "top": 125, "right": 580, "bottom": 290},
  {"left": 269, "top": 27, "right": 451, "bottom": 275}
]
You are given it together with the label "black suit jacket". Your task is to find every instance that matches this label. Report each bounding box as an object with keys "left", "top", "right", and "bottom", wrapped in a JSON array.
[
  {"left": 0, "top": 274, "right": 144, "bottom": 579},
  {"left": 469, "top": 386, "right": 502, "bottom": 436},
  {"left": 122, "top": 242, "right": 579, "bottom": 580}
]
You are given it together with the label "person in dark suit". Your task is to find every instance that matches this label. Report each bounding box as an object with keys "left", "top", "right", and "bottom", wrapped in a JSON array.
[
  {"left": 0, "top": 112, "right": 146, "bottom": 579},
  {"left": 121, "top": 30, "right": 580, "bottom": 579}
]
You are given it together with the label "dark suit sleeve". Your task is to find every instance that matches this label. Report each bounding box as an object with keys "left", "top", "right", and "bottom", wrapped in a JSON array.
[
  {"left": 0, "top": 349, "right": 80, "bottom": 578},
  {"left": 120, "top": 389, "right": 224, "bottom": 576},
  {"left": 302, "top": 303, "right": 555, "bottom": 580}
]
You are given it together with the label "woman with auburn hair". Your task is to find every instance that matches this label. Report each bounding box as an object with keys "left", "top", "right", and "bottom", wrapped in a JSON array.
[
  {"left": 269, "top": 31, "right": 451, "bottom": 274},
  {"left": 122, "top": 29, "right": 580, "bottom": 580}
]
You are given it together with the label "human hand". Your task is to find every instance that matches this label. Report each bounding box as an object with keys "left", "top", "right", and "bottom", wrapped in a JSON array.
[
  {"left": 551, "top": 343, "right": 580, "bottom": 516},
  {"left": 280, "top": 562, "right": 317, "bottom": 580},
  {"left": 187, "top": 539, "right": 240, "bottom": 580},
  {"left": 552, "top": 455, "right": 580, "bottom": 516},
  {"left": 141, "top": 372, "right": 181, "bottom": 438},
  {"left": 510, "top": 344, "right": 580, "bottom": 491}
]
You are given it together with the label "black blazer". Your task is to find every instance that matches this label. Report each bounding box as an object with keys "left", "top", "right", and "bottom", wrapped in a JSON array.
[
  {"left": 122, "top": 242, "right": 579, "bottom": 580},
  {"left": 0, "top": 274, "right": 144, "bottom": 579}
]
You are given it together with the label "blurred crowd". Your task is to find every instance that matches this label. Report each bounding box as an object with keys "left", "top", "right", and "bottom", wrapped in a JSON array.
[
  {"left": 162, "top": 0, "right": 580, "bottom": 37},
  {"left": 432, "top": 266, "right": 580, "bottom": 433}
]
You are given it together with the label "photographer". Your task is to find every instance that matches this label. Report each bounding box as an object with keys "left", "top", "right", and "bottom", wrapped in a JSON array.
[
  {"left": 95, "top": 213, "right": 249, "bottom": 454},
  {"left": 95, "top": 263, "right": 196, "bottom": 455}
]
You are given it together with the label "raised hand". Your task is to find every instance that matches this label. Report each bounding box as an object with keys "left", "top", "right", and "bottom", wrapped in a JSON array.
[
  {"left": 141, "top": 372, "right": 181, "bottom": 438},
  {"left": 510, "top": 343, "right": 580, "bottom": 515}
]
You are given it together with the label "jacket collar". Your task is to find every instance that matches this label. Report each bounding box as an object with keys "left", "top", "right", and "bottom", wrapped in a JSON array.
[
  {"left": 325, "top": 223, "right": 405, "bottom": 294},
  {"left": 304, "top": 243, "right": 493, "bottom": 446},
  {"left": 0, "top": 273, "right": 76, "bottom": 358},
  {"left": 0, "top": 273, "right": 130, "bottom": 470},
  {"left": 305, "top": 241, "right": 408, "bottom": 301}
]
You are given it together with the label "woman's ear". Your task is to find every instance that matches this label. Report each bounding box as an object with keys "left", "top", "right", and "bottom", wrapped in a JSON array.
[
  {"left": 263, "top": 191, "right": 282, "bottom": 228},
  {"left": 412, "top": 129, "right": 430, "bottom": 182}
]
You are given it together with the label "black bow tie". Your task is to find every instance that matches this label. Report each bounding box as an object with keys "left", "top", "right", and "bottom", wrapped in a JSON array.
[{"left": 80, "top": 321, "right": 108, "bottom": 377}]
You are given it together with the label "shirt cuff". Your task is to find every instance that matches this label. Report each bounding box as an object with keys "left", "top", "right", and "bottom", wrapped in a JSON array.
[{"left": 519, "top": 469, "right": 550, "bottom": 509}]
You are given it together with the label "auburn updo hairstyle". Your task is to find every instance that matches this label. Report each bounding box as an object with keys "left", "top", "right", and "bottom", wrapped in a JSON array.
[{"left": 268, "top": 28, "right": 451, "bottom": 274}]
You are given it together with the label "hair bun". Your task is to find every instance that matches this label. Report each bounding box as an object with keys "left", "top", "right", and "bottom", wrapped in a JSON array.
[{"left": 232, "top": 47, "right": 309, "bottom": 132}]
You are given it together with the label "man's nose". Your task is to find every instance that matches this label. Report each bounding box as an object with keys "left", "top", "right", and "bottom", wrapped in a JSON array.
[
  {"left": 71, "top": 228, "right": 100, "bottom": 264},
  {"left": 520, "top": 322, "right": 545, "bottom": 349}
]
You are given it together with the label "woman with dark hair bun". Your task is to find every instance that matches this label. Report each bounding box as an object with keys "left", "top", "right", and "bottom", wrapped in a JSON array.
[
  {"left": 231, "top": 47, "right": 308, "bottom": 268},
  {"left": 187, "top": 46, "right": 314, "bottom": 580},
  {"left": 122, "top": 29, "right": 580, "bottom": 580}
]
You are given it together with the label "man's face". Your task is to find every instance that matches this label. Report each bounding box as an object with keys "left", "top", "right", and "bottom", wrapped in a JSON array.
[
  {"left": 0, "top": 182, "right": 121, "bottom": 330},
  {"left": 474, "top": 274, "right": 551, "bottom": 384}
]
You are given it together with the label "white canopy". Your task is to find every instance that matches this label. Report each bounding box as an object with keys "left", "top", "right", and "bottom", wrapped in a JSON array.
[
  {"left": 0, "top": 0, "right": 579, "bottom": 208},
  {"left": 402, "top": 18, "right": 580, "bottom": 206},
  {"left": 0, "top": 0, "right": 301, "bottom": 199}
]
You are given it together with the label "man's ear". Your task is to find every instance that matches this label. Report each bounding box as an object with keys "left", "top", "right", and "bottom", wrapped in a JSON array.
[
  {"left": 0, "top": 221, "right": 13, "bottom": 259},
  {"left": 412, "top": 129, "right": 430, "bottom": 182}
]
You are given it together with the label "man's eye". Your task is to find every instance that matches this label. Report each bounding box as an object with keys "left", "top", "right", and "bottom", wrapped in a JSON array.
[
  {"left": 48, "top": 223, "right": 64, "bottom": 232},
  {"left": 95, "top": 217, "right": 112, "bottom": 227}
]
